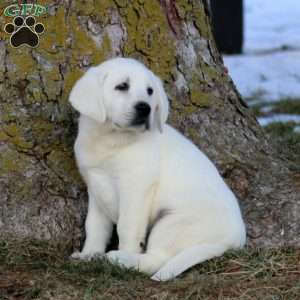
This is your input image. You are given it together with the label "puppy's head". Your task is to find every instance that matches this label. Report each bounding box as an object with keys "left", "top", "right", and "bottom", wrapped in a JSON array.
[{"left": 69, "top": 58, "right": 169, "bottom": 132}]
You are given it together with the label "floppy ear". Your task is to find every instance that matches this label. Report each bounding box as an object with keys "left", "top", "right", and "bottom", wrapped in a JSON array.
[
  {"left": 153, "top": 75, "right": 169, "bottom": 133},
  {"left": 69, "top": 67, "right": 106, "bottom": 123}
]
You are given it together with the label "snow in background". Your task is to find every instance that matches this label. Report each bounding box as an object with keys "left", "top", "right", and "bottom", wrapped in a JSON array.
[
  {"left": 223, "top": 0, "right": 300, "bottom": 125},
  {"left": 226, "top": 52, "right": 300, "bottom": 104},
  {"left": 243, "top": 0, "right": 300, "bottom": 53}
]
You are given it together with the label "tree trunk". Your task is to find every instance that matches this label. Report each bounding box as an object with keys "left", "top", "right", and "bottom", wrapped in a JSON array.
[{"left": 0, "top": 0, "right": 299, "bottom": 250}]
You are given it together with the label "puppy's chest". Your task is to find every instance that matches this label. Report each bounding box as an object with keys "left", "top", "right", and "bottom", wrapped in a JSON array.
[
  {"left": 76, "top": 139, "right": 119, "bottom": 168},
  {"left": 87, "top": 166, "right": 120, "bottom": 222}
]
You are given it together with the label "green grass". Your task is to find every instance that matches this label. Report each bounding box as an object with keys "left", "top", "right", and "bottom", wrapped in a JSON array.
[
  {"left": 1, "top": 239, "right": 300, "bottom": 300},
  {"left": 271, "top": 99, "right": 300, "bottom": 115},
  {"left": 251, "top": 98, "right": 300, "bottom": 117}
]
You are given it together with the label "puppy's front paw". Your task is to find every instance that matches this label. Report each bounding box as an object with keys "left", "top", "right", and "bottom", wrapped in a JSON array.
[
  {"left": 70, "top": 250, "right": 103, "bottom": 261},
  {"left": 106, "top": 250, "right": 138, "bottom": 269}
]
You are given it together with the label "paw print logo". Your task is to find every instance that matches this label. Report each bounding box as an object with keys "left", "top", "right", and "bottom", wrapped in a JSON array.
[{"left": 4, "top": 16, "right": 45, "bottom": 48}]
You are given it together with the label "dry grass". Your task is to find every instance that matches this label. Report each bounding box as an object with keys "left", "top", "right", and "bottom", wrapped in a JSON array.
[{"left": 1, "top": 239, "right": 300, "bottom": 300}]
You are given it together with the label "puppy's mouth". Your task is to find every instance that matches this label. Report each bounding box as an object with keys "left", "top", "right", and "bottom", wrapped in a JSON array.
[
  {"left": 130, "top": 116, "right": 150, "bottom": 130},
  {"left": 112, "top": 119, "right": 149, "bottom": 132}
]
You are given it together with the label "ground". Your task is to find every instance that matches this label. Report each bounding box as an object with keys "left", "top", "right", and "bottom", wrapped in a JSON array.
[{"left": 1, "top": 239, "right": 300, "bottom": 300}]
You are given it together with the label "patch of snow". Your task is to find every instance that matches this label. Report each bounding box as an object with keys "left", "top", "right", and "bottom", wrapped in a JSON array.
[
  {"left": 224, "top": 51, "right": 300, "bottom": 102},
  {"left": 244, "top": 0, "right": 300, "bottom": 53},
  {"left": 293, "top": 125, "right": 300, "bottom": 134},
  {"left": 258, "top": 114, "right": 300, "bottom": 126},
  {"left": 260, "top": 105, "right": 274, "bottom": 114}
]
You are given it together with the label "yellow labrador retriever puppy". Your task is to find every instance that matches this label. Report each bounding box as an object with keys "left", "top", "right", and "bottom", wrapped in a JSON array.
[{"left": 70, "top": 58, "right": 246, "bottom": 281}]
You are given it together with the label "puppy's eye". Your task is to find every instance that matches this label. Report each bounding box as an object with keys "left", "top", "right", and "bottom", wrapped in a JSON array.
[
  {"left": 115, "top": 82, "right": 129, "bottom": 91},
  {"left": 147, "top": 87, "right": 153, "bottom": 96}
]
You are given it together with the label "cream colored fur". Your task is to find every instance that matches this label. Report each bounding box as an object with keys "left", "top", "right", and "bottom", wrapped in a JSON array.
[{"left": 69, "top": 58, "right": 246, "bottom": 281}]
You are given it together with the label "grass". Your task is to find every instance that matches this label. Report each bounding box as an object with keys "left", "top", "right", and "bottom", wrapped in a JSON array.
[
  {"left": 251, "top": 98, "right": 300, "bottom": 117},
  {"left": 0, "top": 239, "right": 300, "bottom": 300}
]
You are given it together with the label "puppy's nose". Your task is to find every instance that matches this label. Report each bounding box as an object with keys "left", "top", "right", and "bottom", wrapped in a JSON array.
[{"left": 135, "top": 102, "right": 151, "bottom": 118}]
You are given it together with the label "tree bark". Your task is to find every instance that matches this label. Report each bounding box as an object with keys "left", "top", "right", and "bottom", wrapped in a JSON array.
[{"left": 0, "top": 0, "right": 299, "bottom": 250}]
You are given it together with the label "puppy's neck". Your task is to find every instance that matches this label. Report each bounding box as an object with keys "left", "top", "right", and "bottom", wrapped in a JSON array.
[{"left": 77, "top": 115, "right": 141, "bottom": 149}]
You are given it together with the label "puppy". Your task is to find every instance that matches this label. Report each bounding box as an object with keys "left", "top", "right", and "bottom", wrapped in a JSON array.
[{"left": 69, "top": 58, "right": 246, "bottom": 281}]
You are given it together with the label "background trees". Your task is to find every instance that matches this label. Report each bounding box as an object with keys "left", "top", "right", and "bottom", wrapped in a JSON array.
[{"left": 210, "top": 0, "right": 244, "bottom": 54}]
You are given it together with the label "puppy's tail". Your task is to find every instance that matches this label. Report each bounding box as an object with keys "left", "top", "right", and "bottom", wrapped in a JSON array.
[{"left": 151, "top": 244, "right": 227, "bottom": 281}]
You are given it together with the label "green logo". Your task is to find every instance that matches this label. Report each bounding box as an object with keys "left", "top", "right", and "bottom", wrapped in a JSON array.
[
  {"left": 4, "top": 4, "right": 47, "bottom": 17},
  {"left": 3, "top": 3, "right": 47, "bottom": 48}
]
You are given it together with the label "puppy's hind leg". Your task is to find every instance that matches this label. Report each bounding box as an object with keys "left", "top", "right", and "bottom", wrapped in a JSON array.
[{"left": 151, "top": 244, "right": 227, "bottom": 281}]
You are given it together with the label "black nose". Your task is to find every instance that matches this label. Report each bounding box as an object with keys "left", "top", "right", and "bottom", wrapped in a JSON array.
[
  {"left": 131, "top": 102, "right": 151, "bottom": 127},
  {"left": 135, "top": 102, "right": 151, "bottom": 118}
]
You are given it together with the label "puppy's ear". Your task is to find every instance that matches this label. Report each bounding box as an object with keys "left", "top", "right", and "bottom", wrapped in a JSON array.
[
  {"left": 153, "top": 75, "right": 169, "bottom": 133},
  {"left": 69, "top": 67, "right": 106, "bottom": 123}
]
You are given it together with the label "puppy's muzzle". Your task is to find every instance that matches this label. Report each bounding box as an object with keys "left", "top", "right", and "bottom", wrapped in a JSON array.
[{"left": 131, "top": 102, "right": 151, "bottom": 129}]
